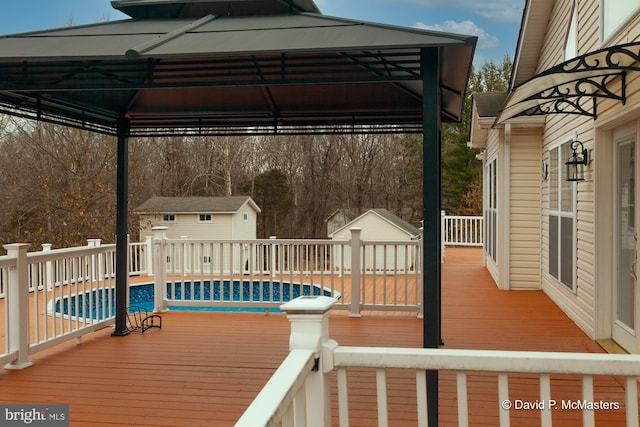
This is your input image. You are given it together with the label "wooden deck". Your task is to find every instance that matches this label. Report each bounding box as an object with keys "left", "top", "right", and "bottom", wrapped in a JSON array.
[{"left": 0, "top": 248, "right": 634, "bottom": 426}]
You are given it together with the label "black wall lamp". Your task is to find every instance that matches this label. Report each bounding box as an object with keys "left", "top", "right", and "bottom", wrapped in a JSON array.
[{"left": 565, "top": 140, "right": 589, "bottom": 182}]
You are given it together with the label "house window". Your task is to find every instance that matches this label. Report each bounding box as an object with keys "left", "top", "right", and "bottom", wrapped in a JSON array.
[
  {"left": 199, "top": 214, "right": 212, "bottom": 223},
  {"left": 485, "top": 159, "right": 498, "bottom": 263},
  {"left": 243, "top": 212, "right": 249, "bottom": 222},
  {"left": 549, "top": 142, "right": 576, "bottom": 290},
  {"left": 602, "top": 0, "right": 640, "bottom": 41},
  {"left": 564, "top": 1, "right": 578, "bottom": 61},
  {"left": 162, "top": 214, "right": 175, "bottom": 223}
]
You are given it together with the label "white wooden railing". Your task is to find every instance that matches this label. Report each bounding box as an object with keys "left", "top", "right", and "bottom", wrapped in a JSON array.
[
  {"left": 443, "top": 215, "right": 483, "bottom": 247},
  {"left": 0, "top": 230, "right": 423, "bottom": 371},
  {"left": 0, "top": 242, "right": 117, "bottom": 371},
  {"left": 237, "top": 296, "right": 640, "bottom": 427},
  {"left": 148, "top": 227, "right": 423, "bottom": 317}
]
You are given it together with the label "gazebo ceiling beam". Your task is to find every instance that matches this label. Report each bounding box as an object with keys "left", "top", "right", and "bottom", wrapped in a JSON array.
[
  {"left": 1, "top": 73, "right": 424, "bottom": 92},
  {"left": 0, "top": 52, "right": 424, "bottom": 92}
]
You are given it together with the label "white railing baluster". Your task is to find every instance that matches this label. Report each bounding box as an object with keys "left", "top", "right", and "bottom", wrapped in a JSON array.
[
  {"left": 540, "top": 373, "right": 552, "bottom": 427},
  {"left": 415, "top": 370, "right": 428, "bottom": 427},
  {"left": 376, "top": 368, "right": 388, "bottom": 427},
  {"left": 281, "top": 405, "right": 294, "bottom": 427},
  {"left": 338, "top": 367, "right": 350, "bottom": 427},
  {"left": 293, "top": 379, "right": 307, "bottom": 426},
  {"left": 582, "top": 375, "right": 594, "bottom": 427},
  {"left": 457, "top": 371, "right": 469, "bottom": 427},
  {"left": 626, "top": 376, "right": 639, "bottom": 427},
  {"left": 498, "top": 373, "right": 510, "bottom": 427}
]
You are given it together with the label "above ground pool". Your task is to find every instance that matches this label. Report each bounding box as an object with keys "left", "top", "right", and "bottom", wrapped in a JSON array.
[{"left": 54, "top": 279, "right": 337, "bottom": 319}]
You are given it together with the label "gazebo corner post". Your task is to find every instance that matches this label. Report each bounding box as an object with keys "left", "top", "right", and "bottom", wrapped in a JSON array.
[
  {"left": 421, "top": 46, "right": 442, "bottom": 427},
  {"left": 112, "top": 116, "right": 131, "bottom": 337}
]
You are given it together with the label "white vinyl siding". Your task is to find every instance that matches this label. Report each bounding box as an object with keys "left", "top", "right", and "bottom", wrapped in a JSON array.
[
  {"left": 509, "top": 130, "right": 542, "bottom": 290},
  {"left": 232, "top": 209, "right": 259, "bottom": 240},
  {"left": 139, "top": 210, "right": 258, "bottom": 241}
]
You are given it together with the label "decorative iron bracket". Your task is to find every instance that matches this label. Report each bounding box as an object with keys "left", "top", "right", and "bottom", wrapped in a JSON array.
[{"left": 496, "top": 42, "right": 640, "bottom": 123}]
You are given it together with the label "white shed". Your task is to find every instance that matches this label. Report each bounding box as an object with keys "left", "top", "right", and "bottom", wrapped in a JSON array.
[
  {"left": 136, "top": 196, "right": 261, "bottom": 240},
  {"left": 330, "top": 209, "right": 420, "bottom": 272}
]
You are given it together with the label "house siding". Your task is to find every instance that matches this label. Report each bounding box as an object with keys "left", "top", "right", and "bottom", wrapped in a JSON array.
[
  {"left": 139, "top": 214, "right": 236, "bottom": 240},
  {"left": 231, "top": 204, "right": 259, "bottom": 240},
  {"left": 509, "top": 128, "right": 542, "bottom": 290},
  {"left": 334, "top": 214, "right": 412, "bottom": 241},
  {"left": 536, "top": 0, "right": 603, "bottom": 338},
  {"left": 475, "top": 0, "right": 640, "bottom": 348}
]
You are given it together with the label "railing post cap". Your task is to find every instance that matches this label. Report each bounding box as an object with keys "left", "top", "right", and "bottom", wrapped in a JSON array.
[
  {"left": 281, "top": 296, "right": 337, "bottom": 314},
  {"left": 152, "top": 226, "right": 169, "bottom": 231},
  {"left": 3, "top": 243, "right": 30, "bottom": 251}
]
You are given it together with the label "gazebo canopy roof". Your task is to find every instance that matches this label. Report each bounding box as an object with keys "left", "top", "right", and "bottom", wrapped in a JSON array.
[
  {"left": 113, "top": 0, "right": 322, "bottom": 18},
  {"left": 0, "top": 0, "right": 476, "bottom": 136}
]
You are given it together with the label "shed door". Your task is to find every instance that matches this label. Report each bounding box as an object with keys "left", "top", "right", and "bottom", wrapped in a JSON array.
[{"left": 613, "top": 133, "right": 638, "bottom": 352}]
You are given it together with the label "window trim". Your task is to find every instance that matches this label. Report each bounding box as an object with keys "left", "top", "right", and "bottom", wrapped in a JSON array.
[
  {"left": 548, "top": 138, "right": 578, "bottom": 292},
  {"left": 601, "top": 0, "right": 640, "bottom": 44},
  {"left": 564, "top": 0, "right": 578, "bottom": 61},
  {"left": 485, "top": 158, "right": 498, "bottom": 264},
  {"left": 198, "top": 213, "right": 213, "bottom": 223}
]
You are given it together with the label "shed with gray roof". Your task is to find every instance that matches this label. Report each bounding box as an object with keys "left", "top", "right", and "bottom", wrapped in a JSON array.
[{"left": 136, "top": 196, "right": 260, "bottom": 240}]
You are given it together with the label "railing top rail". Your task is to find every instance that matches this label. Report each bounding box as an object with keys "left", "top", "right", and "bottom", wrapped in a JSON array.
[
  {"left": 234, "top": 349, "right": 315, "bottom": 427},
  {"left": 0, "top": 256, "right": 16, "bottom": 269},
  {"left": 360, "top": 240, "right": 422, "bottom": 245},
  {"left": 162, "top": 238, "right": 337, "bottom": 245},
  {"left": 26, "top": 244, "right": 116, "bottom": 261},
  {"left": 445, "top": 215, "right": 483, "bottom": 220},
  {"left": 159, "top": 238, "right": 421, "bottom": 246},
  {"left": 334, "top": 346, "right": 640, "bottom": 377}
]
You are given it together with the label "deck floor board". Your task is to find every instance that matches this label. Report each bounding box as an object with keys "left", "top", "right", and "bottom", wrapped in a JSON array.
[{"left": 0, "top": 248, "right": 635, "bottom": 426}]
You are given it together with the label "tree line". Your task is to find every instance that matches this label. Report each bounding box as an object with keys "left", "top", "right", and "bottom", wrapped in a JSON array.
[{"left": 0, "top": 57, "right": 511, "bottom": 251}]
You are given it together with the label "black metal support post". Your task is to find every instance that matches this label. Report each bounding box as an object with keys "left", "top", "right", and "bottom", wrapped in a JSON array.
[
  {"left": 421, "top": 47, "right": 441, "bottom": 427},
  {"left": 112, "top": 117, "right": 131, "bottom": 337}
]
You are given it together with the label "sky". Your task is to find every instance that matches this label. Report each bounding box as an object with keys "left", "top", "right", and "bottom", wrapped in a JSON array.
[{"left": 0, "top": 0, "right": 525, "bottom": 65}]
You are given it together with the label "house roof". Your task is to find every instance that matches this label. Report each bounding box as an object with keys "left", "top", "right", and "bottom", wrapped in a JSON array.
[
  {"left": 510, "top": 0, "right": 554, "bottom": 88},
  {"left": 0, "top": 0, "right": 477, "bottom": 136},
  {"left": 330, "top": 208, "right": 420, "bottom": 238},
  {"left": 469, "top": 92, "right": 508, "bottom": 149},
  {"left": 495, "top": 0, "right": 638, "bottom": 124},
  {"left": 472, "top": 92, "right": 508, "bottom": 118},
  {"left": 135, "top": 196, "right": 261, "bottom": 213},
  {"left": 325, "top": 208, "right": 359, "bottom": 223}
]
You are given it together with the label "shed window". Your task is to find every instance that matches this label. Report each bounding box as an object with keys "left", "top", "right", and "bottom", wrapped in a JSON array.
[
  {"left": 243, "top": 212, "right": 249, "bottom": 222},
  {"left": 163, "top": 214, "right": 176, "bottom": 223},
  {"left": 199, "top": 214, "right": 212, "bottom": 222},
  {"left": 549, "top": 142, "right": 576, "bottom": 290}
]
